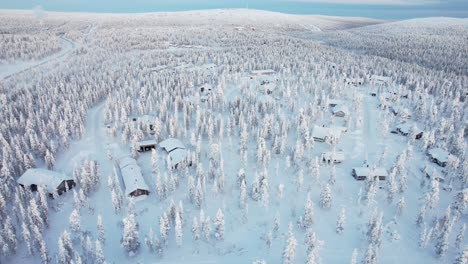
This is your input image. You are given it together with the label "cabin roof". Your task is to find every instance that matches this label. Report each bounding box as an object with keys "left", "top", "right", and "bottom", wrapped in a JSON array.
[{"left": 17, "top": 168, "right": 73, "bottom": 193}]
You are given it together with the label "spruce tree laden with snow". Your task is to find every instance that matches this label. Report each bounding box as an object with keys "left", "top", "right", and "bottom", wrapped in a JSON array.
[
  {"left": 213, "top": 208, "right": 225, "bottom": 241},
  {"left": 336, "top": 207, "right": 346, "bottom": 234},
  {"left": 122, "top": 212, "right": 140, "bottom": 256},
  {"left": 283, "top": 223, "right": 297, "bottom": 264},
  {"left": 320, "top": 184, "right": 332, "bottom": 209}
]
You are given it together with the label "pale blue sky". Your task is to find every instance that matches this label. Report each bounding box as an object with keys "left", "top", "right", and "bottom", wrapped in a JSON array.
[{"left": 0, "top": 0, "right": 467, "bottom": 19}]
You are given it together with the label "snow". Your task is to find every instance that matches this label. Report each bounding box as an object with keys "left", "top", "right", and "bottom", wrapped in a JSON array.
[{"left": 17, "top": 168, "right": 73, "bottom": 194}]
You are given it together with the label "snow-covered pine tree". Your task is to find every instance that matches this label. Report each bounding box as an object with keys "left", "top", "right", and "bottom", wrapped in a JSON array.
[
  {"left": 58, "top": 230, "right": 74, "bottom": 264},
  {"left": 95, "top": 239, "right": 105, "bottom": 264},
  {"left": 455, "top": 224, "right": 466, "bottom": 250},
  {"left": 202, "top": 216, "right": 212, "bottom": 241},
  {"left": 214, "top": 208, "right": 225, "bottom": 241},
  {"left": 175, "top": 210, "right": 183, "bottom": 247},
  {"left": 320, "top": 184, "right": 332, "bottom": 209},
  {"left": 336, "top": 207, "right": 346, "bottom": 234},
  {"left": 192, "top": 216, "right": 200, "bottom": 241},
  {"left": 97, "top": 214, "right": 105, "bottom": 244},
  {"left": 122, "top": 212, "right": 140, "bottom": 256},
  {"left": 454, "top": 246, "right": 468, "bottom": 264},
  {"left": 304, "top": 193, "right": 314, "bottom": 228},
  {"left": 69, "top": 209, "right": 81, "bottom": 234},
  {"left": 282, "top": 223, "right": 297, "bottom": 264},
  {"left": 160, "top": 213, "right": 170, "bottom": 244}
]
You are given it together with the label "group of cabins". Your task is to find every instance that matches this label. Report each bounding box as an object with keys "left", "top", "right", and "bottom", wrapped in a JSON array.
[{"left": 126, "top": 138, "right": 190, "bottom": 197}]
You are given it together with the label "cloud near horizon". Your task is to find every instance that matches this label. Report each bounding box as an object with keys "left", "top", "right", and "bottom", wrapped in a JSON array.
[{"left": 283, "top": 0, "right": 440, "bottom": 5}]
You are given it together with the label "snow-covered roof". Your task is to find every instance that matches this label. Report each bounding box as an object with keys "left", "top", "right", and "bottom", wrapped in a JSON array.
[
  {"left": 17, "top": 169, "right": 73, "bottom": 193},
  {"left": 168, "top": 148, "right": 189, "bottom": 166},
  {"left": 251, "top": 69, "right": 275, "bottom": 75},
  {"left": 371, "top": 75, "right": 391, "bottom": 83},
  {"left": 117, "top": 157, "right": 149, "bottom": 196},
  {"left": 396, "top": 123, "right": 422, "bottom": 135},
  {"left": 312, "top": 125, "right": 329, "bottom": 140},
  {"left": 138, "top": 140, "right": 158, "bottom": 148},
  {"left": 428, "top": 148, "right": 450, "bottom": 163},
  {"left": 322, "top": 151, "right": 345, "bottom": 161},
  {"left": 353, "top": 167, "right": 388, "bottom": 177},
  {"left": 332, "top": 105, "right": 349, "bottom": 116},
  {"left": 159, "top": 138, "right": 186, "bottom": 152},
  {"left": 312, "top": 125, "right": 342, "bottom": 140},
  {"left": 423, "top": 166, "right": 445, "bottom": 181},
  {"left": 138, "top": 115, "right": 155, "bottom": 124}
]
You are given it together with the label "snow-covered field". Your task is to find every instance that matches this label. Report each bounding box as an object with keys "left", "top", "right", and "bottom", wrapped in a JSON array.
[{"left": 0, "top": 8, "right": 466, "bottom": 264}]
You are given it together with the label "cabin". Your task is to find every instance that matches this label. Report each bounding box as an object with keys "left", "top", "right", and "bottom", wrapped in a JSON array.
[
  {"left": 199, "top": 84, "right": 213, "bottom": 102},
  {"left": 322, "top": 151, "right": 345, "bottom": 164},
  {"left": 344, "top": 78, "right": 364, "bottom": 86},
  {"left": 250, "top": 69, "right": 276, "bottom": 78},
  {"left": 396, "top": 123, "right": 423, "bottom": 139},
  {"left": 332, "top": 105, "right": 349, "bottom": 117},
  {"left": 423, "top": 165, "right": 445, "bottom": 183},
  {"left": 352, "top": 167, "right": 388, "bottom": 181},
  {"left": 390, "top": 106, "right": 411, "bottom": 119},
  {"left": 312, "top": 125, "right": 342, "bottom": 142},
  {"left": 137, "top": 139, "right": 158, "bottom": 152},
  {"left": 371, "top": 75, "right": 391, "bottom": 87},
  {"left": 428, "top": 148, "right": 451, "bottom": 167},
  {"left": 159, "top": 138, "right": 191, "bottom": 169},
  {"left": 117, "top": 157, "right": 149, "bottom": 197},
  {"left": 17, "top": 168, "right": 75, "bottom": 196}
]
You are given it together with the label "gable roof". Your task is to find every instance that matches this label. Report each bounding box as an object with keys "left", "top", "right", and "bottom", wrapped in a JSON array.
[
  {"left": 17, "top": 169, "right": 73, "bottom": 193},
  {"left": 428, "top": 148, "right": 451, "bottom": 163},
  {"left": 353, "top": 167, "right": 388, "bottom": 177},
  {"left": 168, "top": 148, "right": 189, "bottom": 166},
  {"left": 159, "top": 138, "right": 186, "bottom": 152},
  {"left": 117, "top": 157, "right": 149, "bottom": 196}
]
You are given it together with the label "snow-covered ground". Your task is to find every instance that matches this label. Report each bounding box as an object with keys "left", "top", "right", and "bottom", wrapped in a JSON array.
[{"left": 0, "top": 8, "right": 466, "bottom": 264}]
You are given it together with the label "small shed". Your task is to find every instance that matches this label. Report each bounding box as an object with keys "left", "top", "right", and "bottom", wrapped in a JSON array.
[
  {"left": 117, "top": 157, "right": 149, "bottom": 197},
  {"left": 137, "top": 140, "right": 158, "bottom": 152},
  {"left": 321, "top": 151, "right": 345, "bottom": 164},
  {"left": 17, "top": 168, "right": 75, "bottom": 196},
  {"left": 396, "top": 123, "right": 423, "bottom": 139},
  {"left": 428, "top": 148, "right": 451, "bottom": 167},
  {"left": 352, "top": 167, "right": 387, "bottom": 181},
  {"left": 332, "top": 105, "right": 349, "bottom": 117}
]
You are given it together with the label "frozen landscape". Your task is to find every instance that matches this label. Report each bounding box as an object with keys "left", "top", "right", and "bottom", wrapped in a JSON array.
[{"left": 0, "top": 8, "right": 466, "bottom": 264}]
